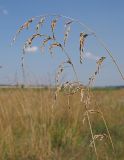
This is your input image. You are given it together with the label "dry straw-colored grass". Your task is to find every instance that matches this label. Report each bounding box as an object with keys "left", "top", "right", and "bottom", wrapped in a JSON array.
[{"left": 0, "top": 88, "right": 124, "bottom": 160}]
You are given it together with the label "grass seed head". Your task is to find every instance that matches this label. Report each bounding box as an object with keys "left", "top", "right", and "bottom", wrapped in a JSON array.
[
  {"left": 51, "top": 18, "right": 58, "bottom": 39},
  {"left": 79, "top": 32, "right": 88, "bottom": 63},
  {"left": 63, "top": 21, "right": 73, "bottom": 46},
  {"left": 36, "top": 17, "right": 45, "bottom": 33},
  {"left": 49, "top": 42, "right": 63, "bottom": 56}
]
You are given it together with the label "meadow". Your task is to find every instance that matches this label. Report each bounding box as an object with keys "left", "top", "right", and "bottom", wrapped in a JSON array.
[{"left": 0, "top": 87, "right": 123, "bottom": 160}]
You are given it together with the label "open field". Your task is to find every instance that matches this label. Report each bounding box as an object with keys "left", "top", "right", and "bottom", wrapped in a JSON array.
[{"left": 0, "top": 88, "right": 124, "bottom": 160}]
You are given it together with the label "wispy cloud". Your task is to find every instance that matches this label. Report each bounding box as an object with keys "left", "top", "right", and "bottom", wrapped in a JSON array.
[
  {"left": 2, "top": 9, "right": 8, "bottom": 15},
  {"left": 24, "top": 46, "right": 38, "bottom": 53},
  {"left": 84, "top": 52, "right": 99, "bottom": 61},
  {"left": 0, "top": 6, "right": 8, "bottom": 15}
]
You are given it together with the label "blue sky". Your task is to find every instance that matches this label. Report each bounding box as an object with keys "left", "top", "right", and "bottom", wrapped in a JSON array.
[{"left": 0, "top": 0, "right": 124, "bottom": 86}]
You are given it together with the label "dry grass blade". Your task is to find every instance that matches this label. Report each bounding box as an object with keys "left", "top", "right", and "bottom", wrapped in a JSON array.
[
  {"left": 12, "top": 18, "right": 35, "bottom": 44},
  {"left": 86, "top": 112, "right": 99, "bottom": 160},
  {"left": 100, "top": 113, "right": 116, "bottom": 154},
  {"left": 63, "top": 20, "right": 73, "bottom": 46},
  {"left": 36, "top": 17, "right": 45, "bottom": 33},
  {"left": 79, "top": 32, "right": 88, "bottom": 63},
  {"left": 54, "top": 85, "right": 62, "bottom": 100},
  {"left": 49, "top": 42, "right": 63, "bottom": 56}
]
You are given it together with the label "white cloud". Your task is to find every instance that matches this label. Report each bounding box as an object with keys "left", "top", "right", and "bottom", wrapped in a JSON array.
[
  {"left": 84, "top": 52, "right": 99, "bottom": 61},
  {"left": 0, "top": 7, "right": 8, "bottom": 15},
  {"left": 24, "top": 46, "right": 38, "bottom": 53},
  {"left": 2, "top": 9, "right": 8, "bottom": 15}
]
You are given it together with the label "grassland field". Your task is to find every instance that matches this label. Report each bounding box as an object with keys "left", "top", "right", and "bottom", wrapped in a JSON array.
[{"left": 0, "top": 88, "right": 124, "bottom": 160}]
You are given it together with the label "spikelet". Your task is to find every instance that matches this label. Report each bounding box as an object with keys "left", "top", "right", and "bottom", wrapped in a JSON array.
[
  {"left": 62, "top": 81, "right": 69, "bottom": 89},
  {"left": 65, "top": 20, "right": 73, "bottom": 26},
  {"left": 62, "top": 81, "right": 84, "bottom": 95},
  {"left": 51, "top": 18, "right": 58, "bottom": 39},
  {"left": 66, "top": 59, "right": 72, "bottom": 65},
  {"left": 55, "top": 60, "right": 72, "bottom": 84},
  {"left": 23, "top": 34, "right": 43, "bottom": 52},
  {"left": 27, "top": 34, "right": 42, "bottom": 46},
  {"left": 19, "top": 18, "right": 34, "bottom": 31},
  {"left": 29, "top": 33, "right": 43, "bottom": 44},
  {"left": 12, "top": 18, "right": 35, "bottom": 44},
  {"left": 49, "top": 42, "right": 63, "bottom": 56},
  {"left": 96, "top": 56, "right": 106, "bottom": 73},
  {"left": 79, "top": 32, "right": 88, "bottom": 63},
  {"left": 56, "top": 63, "right": 65, "bottom": 84},
  {"left": 64, "top": 21, "right": 73, "bottom": 46},
  {"left": 36, "top": 17, "right": 45, "bottom": 33},
  {"left": 97, "top": 56, "right": 106, "bottom": 66},
  {"left": 64, "top": 26, "right": 70, "bottom": 46},
  {"left": 40, "top": 36, "right": 53, "bottom": 53},
  {"left": 88, "top": 56, "right": 106, "bottom": 86},
  {"left": 89, "top": 134, "right": 107, "bottom": 148}
]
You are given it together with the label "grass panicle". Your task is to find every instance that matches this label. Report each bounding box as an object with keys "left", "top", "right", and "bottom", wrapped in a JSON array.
[{"left": 11, "top": 13, "right": 124, "bottom": 160}]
